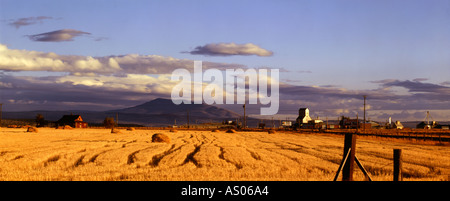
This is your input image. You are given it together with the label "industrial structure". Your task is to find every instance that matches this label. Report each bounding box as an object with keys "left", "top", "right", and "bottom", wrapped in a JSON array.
[
  {"left": 392, "top": 121, "right": 404, "bottom": 129},
  {"left": 296, "top": 108, "right": 312, "bottom": 124}
]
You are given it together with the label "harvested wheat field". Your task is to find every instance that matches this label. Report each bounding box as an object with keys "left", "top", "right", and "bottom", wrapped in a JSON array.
[{"left": 0, "top": 128, "right": 449, "bottom": 181}]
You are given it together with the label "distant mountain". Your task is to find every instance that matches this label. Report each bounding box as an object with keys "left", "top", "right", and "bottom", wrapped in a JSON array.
[
  {"left": 2, "top": 98, "right": 243, "bottom": 127},
  {"left": 109, "top": 98, "right": 241, "bottom": 119}
]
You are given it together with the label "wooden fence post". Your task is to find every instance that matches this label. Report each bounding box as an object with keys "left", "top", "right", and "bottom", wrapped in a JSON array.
[
  {"left": 342, "top": 133, "right": 356, "bottom": 181},
  {"left": 393, "top": 149, "right": 402, "bottom": 181}
]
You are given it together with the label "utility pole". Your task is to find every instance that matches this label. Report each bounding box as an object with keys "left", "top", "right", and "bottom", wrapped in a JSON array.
[
  {"left": 272, "top": 116, "right": 274, "bottom": 128},
  {"left": 187, "top": 109, "right": 190, "bottom": 129},
  {"left": 243, "top": 104, "right": 246, "bottom": 129},
  {"left": 356, "top": 113, "right": 359, "bottom": 133},
  {"left": 363, "top": 95, "right": 367, "bottom": 131},
  {"left": 0, "top": 103, "right": 3, "bottom": 128}
]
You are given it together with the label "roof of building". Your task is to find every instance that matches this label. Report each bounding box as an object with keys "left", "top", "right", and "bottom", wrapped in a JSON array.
[{"left": 56, "top": 115, "right": 83, "bottom": 123}]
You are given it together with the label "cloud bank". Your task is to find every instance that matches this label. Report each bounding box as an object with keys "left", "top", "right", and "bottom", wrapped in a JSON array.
[
  {"left": 1, "top": 44, "right": 449, "bottom": 121},
  {"left": 185, "top": 43, "right": 273, "bottom": 56},
  {"left": 0, "top": 44, "right": 243, "bottom": 74}
]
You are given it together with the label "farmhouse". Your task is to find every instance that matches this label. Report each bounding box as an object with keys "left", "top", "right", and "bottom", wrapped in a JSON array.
[{"left": 56, "top": 114, "right": 88, "bottom": 128}]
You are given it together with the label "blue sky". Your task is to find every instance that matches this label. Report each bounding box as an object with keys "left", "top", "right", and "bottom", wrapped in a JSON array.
[{"left": 1, "top": 0, "right": 450, "bottom": 121}]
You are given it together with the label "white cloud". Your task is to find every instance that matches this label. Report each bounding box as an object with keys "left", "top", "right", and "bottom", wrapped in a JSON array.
[
  {"left": 0, "top": 44, "right": 66, "bottom": 71},
  {"left": 108, "top": 58, "right": 120, "bottom": 69},
  {"left": 73, "top": 56, "right": 102, "bottom": 70}
]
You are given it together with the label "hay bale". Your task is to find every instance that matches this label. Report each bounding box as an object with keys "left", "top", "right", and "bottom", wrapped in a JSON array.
[
  {"left": 211, "top": 129, "right": 220, "bottom": 132},
  {"left": 226, "top": 129, "right": 236, "bottom": 133},
  {"left": 127, "top": 127, "right": 135, "bottom": 131},
  {"left": 64, "top": 125, "right": 73, "bottom": 129},
  {"left": 152, "top": 133, "right": 170, "bottom": 143},
  {"left": 268, "top": 129, "right": 276, "bottom": 134},
  {"left": 169, "top": 129, "right": 178, "bottom": 133},
  {"left": 111, "top": 128, "right": 121, "bottom": 134},
  {"left": 27, "top": 127, "right": 38, "bottom": 133}
]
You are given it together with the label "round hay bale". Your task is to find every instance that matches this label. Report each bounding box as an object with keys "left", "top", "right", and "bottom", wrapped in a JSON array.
[
  {"left": 211, "top": 129, "right": 220, "bottom": 132},
  {"left": 268, "top": 129, "right": 276, "bottom": 134},
  {"left": 226, "top": 129, "right": 236, "bottom": 133},
  {"left": 64, "top": 125, "right": 73, "bottom": 129},
  {"left": 27, "top": 127, "right": 38, "bottom": 133},
  {"left": 169, "top": 129, "right": 178, "bottom": 133},
  {"left": 111, "top": 128, "right": 121, "bottom": 134},
  {"left": 152, "top": 133, "right": 171, "bottom": 143},
  {"left": 127, "top": 127, "right": 135, "bottom": 131}
]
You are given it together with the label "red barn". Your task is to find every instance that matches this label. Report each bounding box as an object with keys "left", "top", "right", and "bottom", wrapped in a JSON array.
[{"left": 56, "top": 115, "right": 88, "bottom": 128}]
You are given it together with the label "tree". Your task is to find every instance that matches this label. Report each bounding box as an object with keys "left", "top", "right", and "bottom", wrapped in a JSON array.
[
  {"left": 103, "top": 117, "right": 115, "bottom": 128},
  {"left": 36, "top": 113, "right": 46, "bottom": 127}
]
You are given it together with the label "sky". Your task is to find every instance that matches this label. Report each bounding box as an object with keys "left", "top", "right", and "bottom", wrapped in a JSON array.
[{"left": 1, "top": 0, "right": 450, "bottom": 121}]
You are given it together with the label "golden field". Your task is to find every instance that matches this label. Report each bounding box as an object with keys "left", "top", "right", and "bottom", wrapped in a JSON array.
[{"left": 0, "top": 127, "right": 449, "bottom": 181}]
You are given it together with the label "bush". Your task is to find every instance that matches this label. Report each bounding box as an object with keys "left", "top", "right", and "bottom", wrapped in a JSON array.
[{"left": 103, "top": 117, "right": 115, "bottom": 128}]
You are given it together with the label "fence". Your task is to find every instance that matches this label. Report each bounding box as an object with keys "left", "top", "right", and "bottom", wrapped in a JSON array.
[
  {"left": 324, "top": 129, "right": 450, "bottom": 142},
  {"left": 334, "top": 133, "right": 403, "bottom": 181}
]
